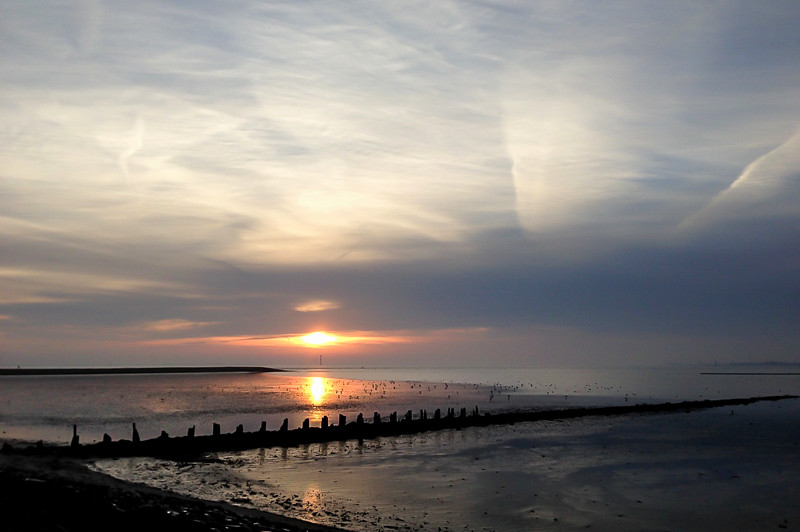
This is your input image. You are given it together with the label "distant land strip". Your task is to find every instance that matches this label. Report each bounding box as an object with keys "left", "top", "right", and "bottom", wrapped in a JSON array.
[
  {"left": 0, "top": 366, "right": 283, "bottom": 376},
  {"left": 701, "top": 372, "right": 800, "bottom": 376}
]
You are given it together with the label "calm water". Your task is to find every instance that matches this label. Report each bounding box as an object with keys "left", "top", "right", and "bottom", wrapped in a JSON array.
[{"left": 2, "top": 365, "right": 798, "bottom": 445}]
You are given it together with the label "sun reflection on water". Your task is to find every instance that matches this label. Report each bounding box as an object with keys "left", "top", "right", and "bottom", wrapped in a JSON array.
[
  {"left": 301, "top": 484, "right": 325, "bottom": 522},
  {"left": 309, "top": 376, "right": 326, "bottom": 406}
]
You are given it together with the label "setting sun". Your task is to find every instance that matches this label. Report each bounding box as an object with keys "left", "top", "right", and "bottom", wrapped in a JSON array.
[{"left": 301, "top": 331, "right": 337, "bottom": 347}]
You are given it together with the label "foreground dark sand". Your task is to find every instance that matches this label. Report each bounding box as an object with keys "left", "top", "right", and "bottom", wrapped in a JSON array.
[{"left": 0, "top": 454, "right": 348, "bottom": 532}]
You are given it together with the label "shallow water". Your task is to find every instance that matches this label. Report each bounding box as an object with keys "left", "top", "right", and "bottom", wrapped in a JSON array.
[
  {"left": 5, "top": 364, "right": 799, "bottom": 530},
  {"left": 2, "top": 365, "right": 798, "bottom": 444},
  {"left": 95, "top": 398, "right": 800, "bottom": 531}
]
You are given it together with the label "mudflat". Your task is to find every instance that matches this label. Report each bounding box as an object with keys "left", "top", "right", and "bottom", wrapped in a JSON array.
[{"left": 0, "top": 453, "right": 348, "bottom": 532}]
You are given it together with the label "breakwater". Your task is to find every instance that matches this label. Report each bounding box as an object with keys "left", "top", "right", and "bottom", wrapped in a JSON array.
[{"left": 4, "top": 395, "right": 796, "bottom": 459}]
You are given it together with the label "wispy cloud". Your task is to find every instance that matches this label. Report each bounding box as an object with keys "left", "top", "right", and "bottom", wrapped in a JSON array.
[
  {"left": 139, "top": 319, "right": 219, "bottom": 333},
  {"left": 679, "top": 127, "right": 800, "bottom": 231},
  {"left": 294, "top": 300, "right": 341, "bottom": 313},
  {"left": 2, "top": 1, "right": 799, "bottom": 367}
]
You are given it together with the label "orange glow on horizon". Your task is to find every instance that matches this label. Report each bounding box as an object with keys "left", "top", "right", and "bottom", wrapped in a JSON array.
[
  {"left": 139, "top": 327, "right": 489, "bottom": 350},
  {"left": 301, "top": 331, "right": 337, "bottom": 347}
]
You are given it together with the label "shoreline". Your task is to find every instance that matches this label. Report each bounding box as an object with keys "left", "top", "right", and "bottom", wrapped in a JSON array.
[{"left": 0, "top": 453, "right": 350, "bottom": 532}]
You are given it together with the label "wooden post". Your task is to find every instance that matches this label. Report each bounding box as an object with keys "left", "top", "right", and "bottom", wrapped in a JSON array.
[
  {"left": 188, "top": 425, "right": 195, "bottom": 438},
  {"left": 338, "top": 414, "right": 346, "bottom": 426},
  {"left": 260, "top": 421, "right": 267, "bottom": 432},
  {"left": 213, "top": 423, "right": 221, "bottom": 437},
  {"left": 280, "top": 418, "right": 288, "bottom": 432},
  {"left": 321, "top": 416, "right": 328, "bottom": 429},
  {"left": 70, "top": 425, "right": 79, "bottom": 448},
  {"left": 302, "top": 418, "right": 310, "bottom": 430},
  {"left": 132, "top": 423, "right": 140, "bottom": 443}
]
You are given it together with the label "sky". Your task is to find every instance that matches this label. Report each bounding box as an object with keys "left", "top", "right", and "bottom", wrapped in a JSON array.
[{"left": 1, "top": 1, "right": 799, "bottom": 368}]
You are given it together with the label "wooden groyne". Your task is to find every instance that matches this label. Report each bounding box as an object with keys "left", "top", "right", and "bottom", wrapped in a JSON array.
[{"left": 4, "top": 395, "right": 796, "bottom": 459}]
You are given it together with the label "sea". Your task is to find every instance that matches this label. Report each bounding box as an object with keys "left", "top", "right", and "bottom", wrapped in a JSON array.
[
  {"left": 1, "top": 365, "right": 798, "bottom": 445},
  {"left": 3, "top": 365, "right": 799, "bottom": 531}
]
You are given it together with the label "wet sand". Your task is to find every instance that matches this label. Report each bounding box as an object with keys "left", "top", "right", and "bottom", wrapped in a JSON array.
[
  {"left": 0, "top": 453, "right": 348, "bottom": 532},
  {"left": 95, "top": 398, "right": 800, "bottom": 531}
]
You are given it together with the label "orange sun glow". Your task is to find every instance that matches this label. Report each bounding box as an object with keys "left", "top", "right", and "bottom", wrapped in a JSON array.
[{"left": 301, "top": 331, "right": 337, "bottom": 347}]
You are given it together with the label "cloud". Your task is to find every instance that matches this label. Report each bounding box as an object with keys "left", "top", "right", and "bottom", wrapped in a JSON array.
[
  {"left": 679, "top": 127, "right": 800, "bottom": 231},
  {"left": 294, "top": 300, "right": 341, "bottom": 313},
  {"left": 140, "top": 319, "right": 218, "bottom": 333},
  {"left": 1, "top": 2, "right": 799, "bottom": 367},
  {"left": 117, "top": 117, "right": 145, "bottom": 179}
]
